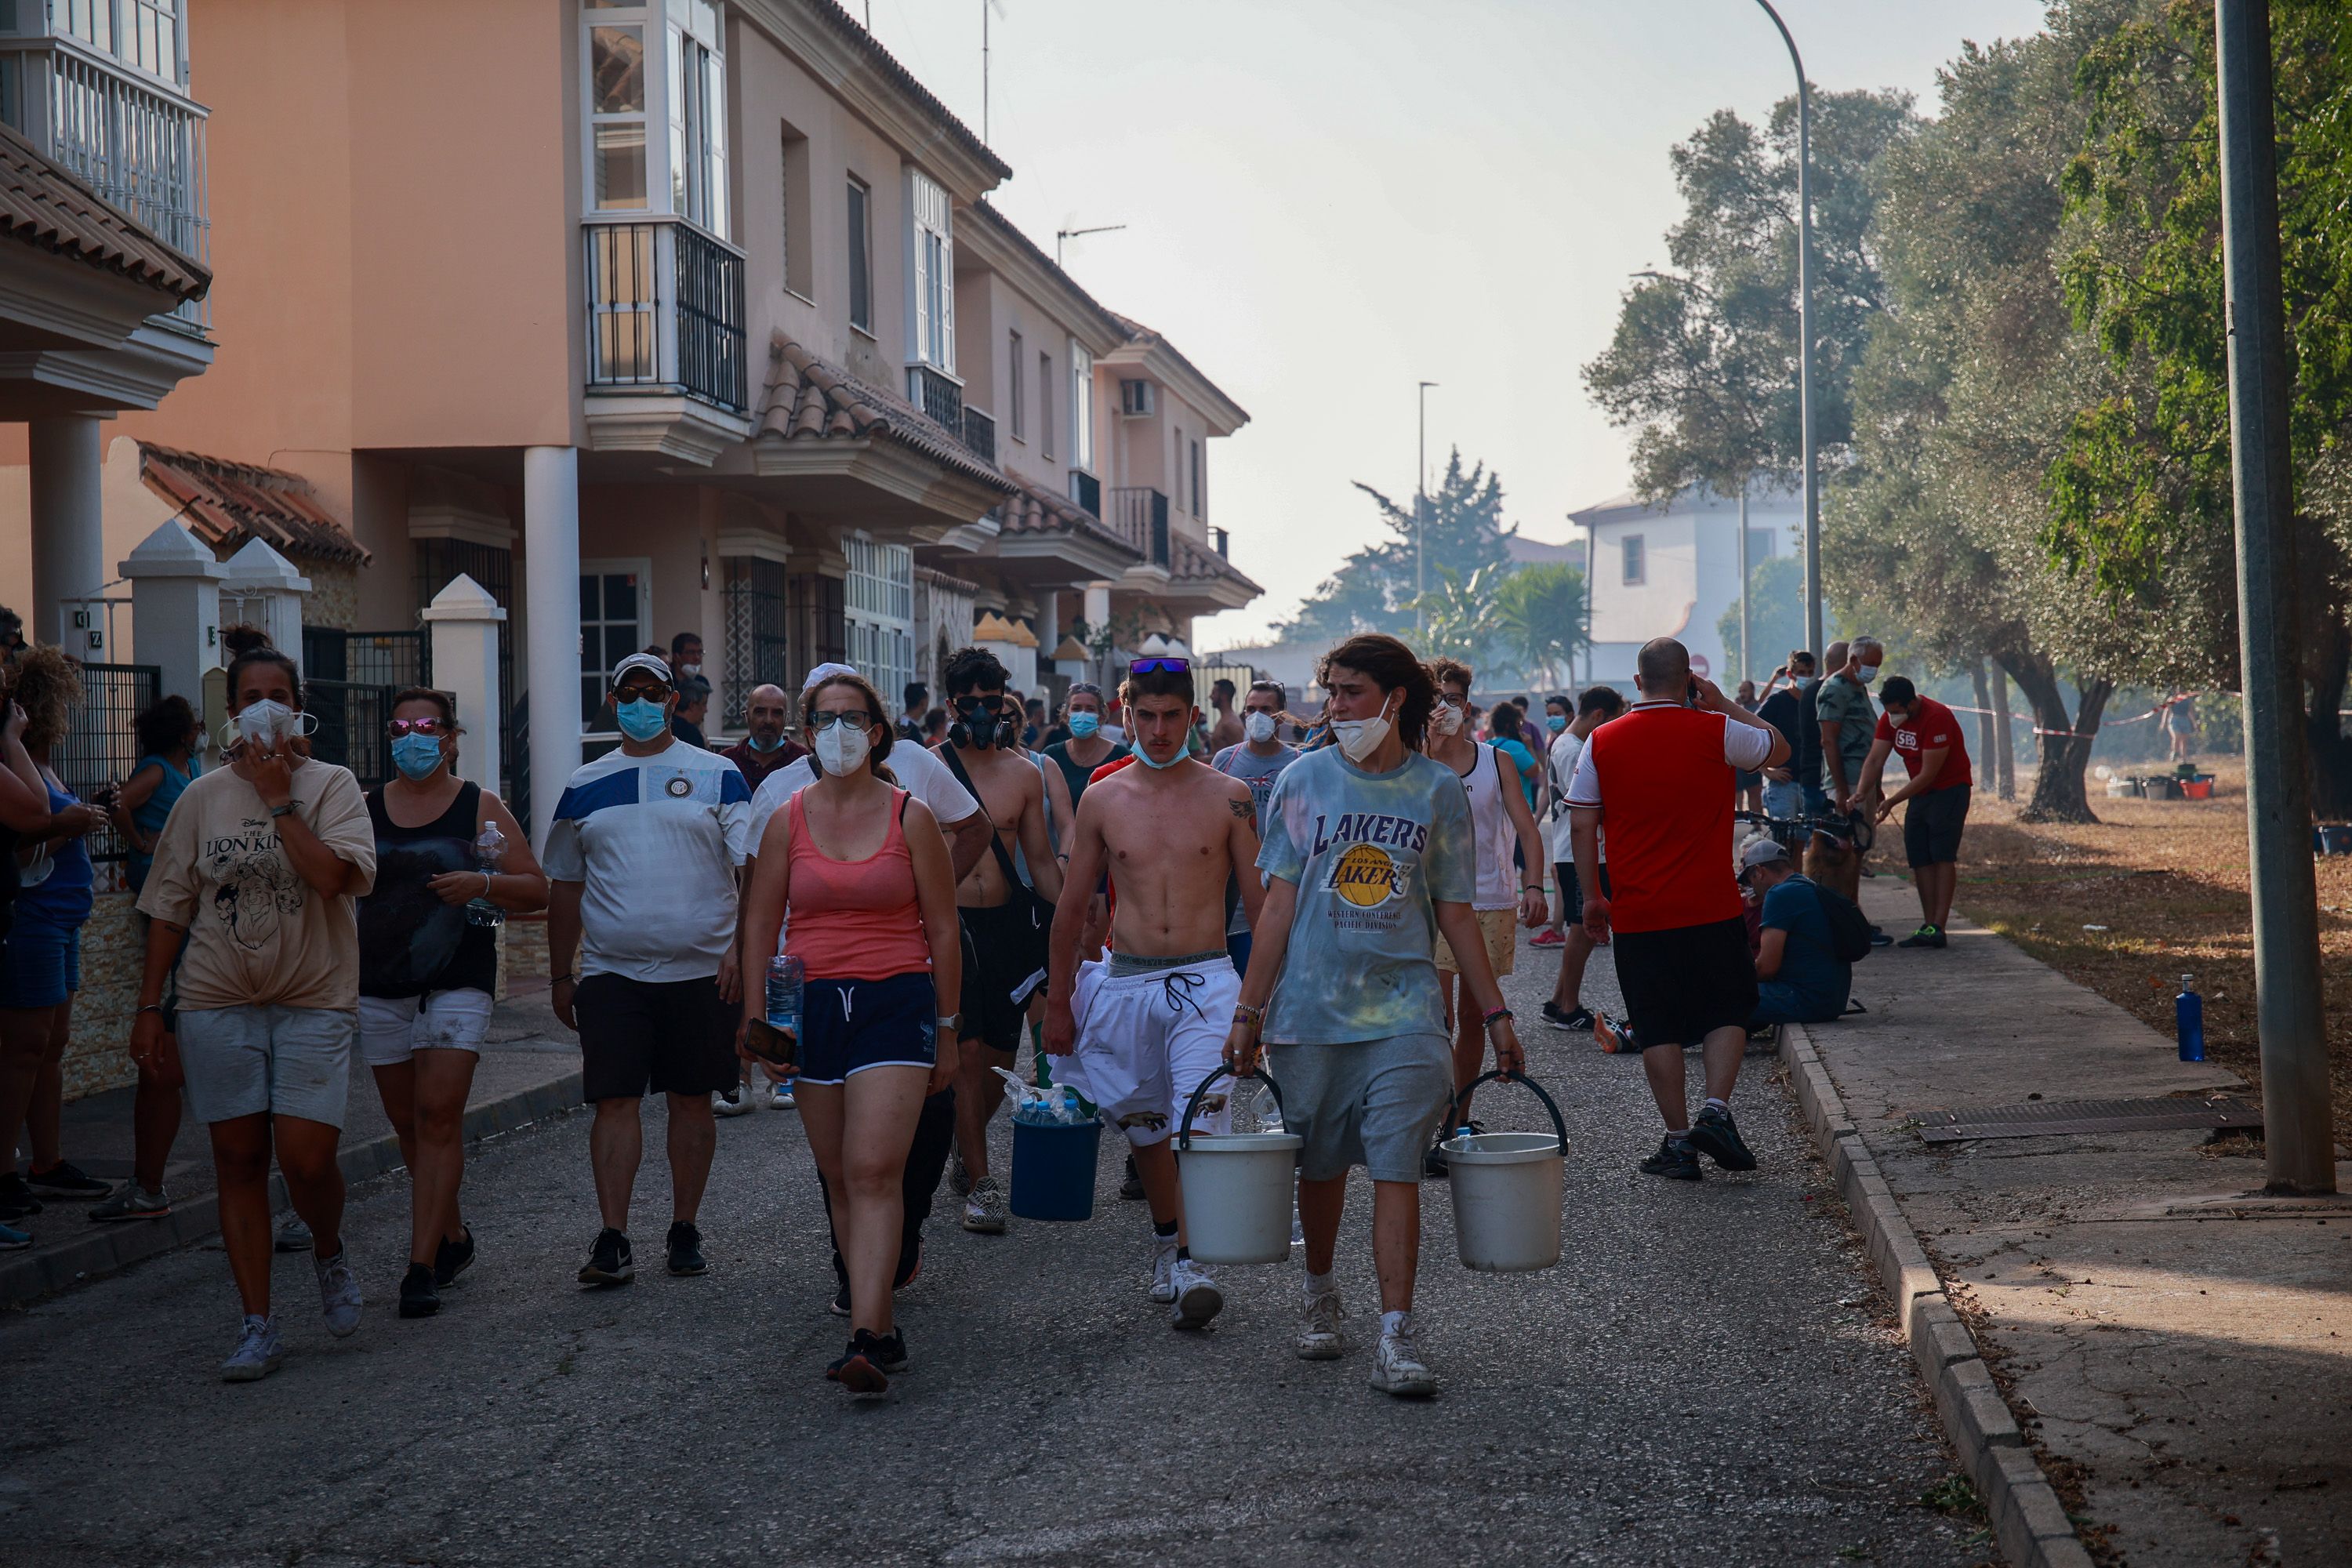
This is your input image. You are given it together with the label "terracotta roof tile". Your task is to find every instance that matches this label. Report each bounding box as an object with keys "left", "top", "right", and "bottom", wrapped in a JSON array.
[
  {"left": 140, "top": 443, "right": 368, "bottom": 566},
  {"left": 0, "top": 121, "right": 206, "bottom": 302},
  {"left": 756, "top": 334, "right": 1014, "bottom": 494},
  {"left": 996, "top": 474, "right": 1144, "bottom": 563},
  {"left": 1169, "top": 528, "right": 1261, "bottom": 595}
]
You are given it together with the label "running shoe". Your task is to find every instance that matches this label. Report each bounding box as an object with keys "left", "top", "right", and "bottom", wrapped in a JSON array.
[
  {"left": 397, "top": 1261, "right": 441, "bottom": 1319},
  {"left": 1168, "top": 1258, "right": 1223, "bottom": 1330},
  {"left": 1896, "top": 924, "right": 1947, "bottom": 949},
  {"left": 434, "top": 1226, "right": 475, "bottom": 1288},
  {"left": 1595, "top": 1014, "right": 1641, "bottom": 1054},
  {"left": 219, "top": 1314, "right": 283, "bottom": 1383},
  {"left": 1530, "top": 927, "right": 1566, "bottom": 948},
  {"left": 665, "top": 1220, "right": 707, "bottom": 1276},
  {"left": 1120, "top": 1155, "right": 1145, "bottom": 1201},
  {"left": 1869, "top": 925, "right": 1894, "bottom": 949},
  {"left": 0, "top": 1173, "right": 42, "bottom": 1217},
  {"left": 1639, "top": 1135, "right": 1703, "bottom": 1181},
  {"left": 89, "top": 1185, "right": 172, "bottom": 1223},
  {"left": 826, "top": 1330, "right": 888, "bottom": 1395},
  {"left": 1542, "top": 1002, "right": 1596, "bottom": 1033},
  {"left": 274, "top": 1215, "right": 312, "bottom": 1252},
  {"left": 578, "top": 1227, "right": 633, "bottom": 1287},
  {"left": 768, "top": 1080, "right": 797, "bottom": 1111},
  {"left": 949, "top": 1156, "right": 974, "bottom": 1199},
  {"left": 0, "top": 1220, "right": 30, "bottom": 1250},
  {"left": 962, "top": 1177, "right": 1008, "bottom": 1234},
  {"left": 26, "top": 1160, "right": 112, "bottom": 1200},
  {"left": 314, "top": 1247, "right": 363, "bottom": 1338},
  {"left": 713, "top": 1087, "right": 756, "bottom": 1118},
  {"left": 1149, "top": 1238, "right": 1180, "bottom": 1304},
  {"left": 870, "top": 1327, "right": 909, "bottom": 1375},
  {"left": 1369, "top": 1325, "right": 1438, "bottom": 1398},
  {"left": 1688, "top": 1105, "right": 1758, "bottom": 1172},
  {"left": 1298, "top": 1287, "right": 1345, "bottom": 1360}
]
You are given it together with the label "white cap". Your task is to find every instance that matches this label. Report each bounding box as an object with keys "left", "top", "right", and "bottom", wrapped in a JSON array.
[
  {"left": 612, "top": 652, "right": 673, "bottom": 687},
  {"left": 800, "top": 661, "right": 858, "bottom": 694}
]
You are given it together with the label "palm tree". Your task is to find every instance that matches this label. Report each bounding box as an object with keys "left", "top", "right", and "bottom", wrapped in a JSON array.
[{"left": 1491, "top": 563, "right": 1588, "bottom": 689}]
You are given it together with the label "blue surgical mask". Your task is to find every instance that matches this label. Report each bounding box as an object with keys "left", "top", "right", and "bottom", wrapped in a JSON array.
[
  {"left": 616, "top": 699, "right": 670, "bottom": 742},
  {"left": 390, "top": 732, "right": 445, "bottom": 781},
  {"left": 1134, "top": 734, "right": 1185, "bottom": 769},
  {"left": 1067, "top": 712, "right": 1101, "bottom": 739},
  {"left": 1546, "top": 714, "right": 1567, "bottom": 734},
  {"left": 746, "top": 732, "right": 782, "bottom": 753}
]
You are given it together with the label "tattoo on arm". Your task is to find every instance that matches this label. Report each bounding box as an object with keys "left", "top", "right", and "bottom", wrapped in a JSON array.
[{"left": 1229, "top": 797, "right": 1256, "bottom": 826}]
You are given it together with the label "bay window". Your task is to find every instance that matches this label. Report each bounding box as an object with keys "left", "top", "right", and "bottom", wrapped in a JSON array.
[
  {"left": 1069, "top": 338, "right": 1094, "bottom": 472},
  {"left": 579, "top": 0, "right": 727, "bottom": 236}
]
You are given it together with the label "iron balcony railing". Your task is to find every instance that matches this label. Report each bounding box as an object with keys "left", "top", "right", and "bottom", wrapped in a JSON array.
[
  {"left": 907, "top": 362, "right": 962, "bottom": 434},
  {"left": 584, "top": 215, "right": 749, "bottom": 414},
  {"left": 1214, "top": 527, "right": 1230, "bottom": 559},
  {"left": 1069, "top": 469, "right": 1102, "bottom": 520},
  {"left": 1109, "top": 487, "right": 1171, "bottom": 568},
  {"left": 960, "top": 405, "right": 996, "bottom": 465}
]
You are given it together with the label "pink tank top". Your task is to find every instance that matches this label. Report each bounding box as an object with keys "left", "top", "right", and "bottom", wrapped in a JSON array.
[{"left": 782, "top": 789, "right": 931, "bottom": 980}]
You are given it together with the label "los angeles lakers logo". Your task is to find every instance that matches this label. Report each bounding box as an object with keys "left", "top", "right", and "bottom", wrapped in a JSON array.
[{"left": 1329, "top": 842, "right": 1405, "bottom": 908}]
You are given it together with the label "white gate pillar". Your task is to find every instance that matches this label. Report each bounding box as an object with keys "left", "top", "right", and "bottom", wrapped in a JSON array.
[
  {"left": 219, "top": 539, "right": 310, "bottom": 656},
  {"left": 118, "top": 518, "right": 227, "bottom": 706},
  {"left": 422, "top": 572, "right": 506, "bottom": 792}
]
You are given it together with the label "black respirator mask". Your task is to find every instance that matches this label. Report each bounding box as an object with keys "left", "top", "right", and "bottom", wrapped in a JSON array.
[{"left": 949, "top": 695, "right": 1010, "bottom": 750}]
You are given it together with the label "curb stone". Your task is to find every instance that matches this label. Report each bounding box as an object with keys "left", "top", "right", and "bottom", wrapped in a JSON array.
[
  {"left": 1779, "top": 1024, "right": 2096, "bottom": 1568},
  {"left": 0, "top": 1069, "right": 583, "bottom": 1308}
]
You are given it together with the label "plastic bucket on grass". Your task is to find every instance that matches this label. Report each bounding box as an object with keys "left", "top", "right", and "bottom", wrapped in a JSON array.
[
  {"left": 1438, "top": 1071, "right": 1568, "bottom": 1273},
  {"left": 1008, "top": 1116, "right": 1102, "bottom": 1221},
  {"left": 1176, "top": 1066, "right": 1303, "bottom": 1264},
  {"left": 2182, "top": 775, "right": 2215, "bottom": 800}
]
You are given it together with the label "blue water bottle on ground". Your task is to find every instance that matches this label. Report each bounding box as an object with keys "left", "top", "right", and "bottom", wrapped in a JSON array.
[
  {"left": 2175, "top": 974, "right": 2204, "bottom": 1063},
  {"left": 765, "top": 954, "right": 804, "bottom": 1040}
]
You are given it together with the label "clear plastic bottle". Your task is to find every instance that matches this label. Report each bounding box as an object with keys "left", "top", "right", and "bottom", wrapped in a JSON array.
[
  {"left": 765, "top": 953, "right": 804, "bottom": 1040},
  {"left": 465, "top": 822, "right": 506, "bottom": 928}
]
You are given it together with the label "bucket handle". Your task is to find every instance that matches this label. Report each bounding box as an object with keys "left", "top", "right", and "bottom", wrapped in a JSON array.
[
  {"left": 1177, "top": 1064, "right": 1286, "bottom": 1151},
  {"left": 1435, "top": 1070, "right": 1568, "bottom": 1157}
]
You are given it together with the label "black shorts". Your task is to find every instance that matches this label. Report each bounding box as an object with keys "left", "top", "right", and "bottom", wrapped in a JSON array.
[
  {"left": 1904, "top": 786, "right": 1971, "bottom": 867},
  {"left": 1610, "top": 916, "right": 1759, "bottom": 1050},
  {"left": 799, "top": 972, "right": 938, "bottom": 1085},
  {"left": 576, "top": 973, "right": 739, "bottom": 1102},
  {"left": 958, "top": 905, "right": 1033, "bottom": 1055},
  {"left": 1554, "top": 862, "right": 1610, "bottom": 924}
]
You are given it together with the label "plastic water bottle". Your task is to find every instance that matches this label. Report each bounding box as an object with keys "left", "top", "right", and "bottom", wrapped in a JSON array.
[
  {"left": 465, "top": 823, "right": 506, "bottom": 928},
  {"left": 2175, "top": 974, "right": 2205, "bottom": 1062},
  {"left": 765, "top": 954, "right": 804, "bottom": 1039}
]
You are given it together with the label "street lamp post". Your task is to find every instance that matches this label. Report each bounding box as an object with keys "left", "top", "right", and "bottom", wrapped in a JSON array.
[
  {"left": 1417, "top": 379, "right": 1438, "bottom": 636},
  {"left": 1753, "top": 0, "right": 1821, "bottom": 657}
]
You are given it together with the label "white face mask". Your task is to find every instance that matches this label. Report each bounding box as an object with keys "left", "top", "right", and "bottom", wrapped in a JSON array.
[
  {"left": 1429, "top": 702, "right": 1465, "bottom": 739},
  {"left": 1330, "top": 694, "right": 1399, "bottom": 764},
  {"left": 1243, "top": 711, "right": 1278, "bottom": 745},
  {"left": 228, "top": 699, "right": 309, "bottom": 751},
  {"left": 813, "top": 722, "right": 872, "bottom": 776},
  {"left": 677, "top": 662, "right": 702, "bottom": 679}
]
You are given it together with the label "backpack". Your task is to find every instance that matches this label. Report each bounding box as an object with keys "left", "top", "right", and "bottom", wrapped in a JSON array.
[{"left": 1809, "top": 880, "right": 1874, "bottom": 965}]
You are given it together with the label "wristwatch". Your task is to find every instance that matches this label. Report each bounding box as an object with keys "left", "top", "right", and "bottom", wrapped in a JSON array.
[
  {"left": 267, "top": 801, "right": 296, "bottom": 818},
  {"left": 936, "top": 1012, "right": 963, "bottom": 1035}
]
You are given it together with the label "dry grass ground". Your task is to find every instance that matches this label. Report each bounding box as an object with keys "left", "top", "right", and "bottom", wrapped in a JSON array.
[{"left": 1887, "top": 757, "right": 2352, "bottom": 1135}]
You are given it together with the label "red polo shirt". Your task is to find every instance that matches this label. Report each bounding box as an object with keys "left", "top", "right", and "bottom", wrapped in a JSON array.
[{"left": 1875, "top": 698, "right": 1973, "bottom": 792}]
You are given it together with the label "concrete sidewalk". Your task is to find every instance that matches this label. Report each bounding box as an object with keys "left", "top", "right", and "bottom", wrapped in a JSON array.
[
  {"left": 2, "top": 992, "right": 582, "bottom": 1307},
  {"left": 1812, "top": 875, "right": 2352, "bottom": 1566}
]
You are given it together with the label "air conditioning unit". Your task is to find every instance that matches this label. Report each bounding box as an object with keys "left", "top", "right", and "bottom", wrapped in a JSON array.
[{"left": 1119, "top": 379, "right": 1156, "bottom": 416}]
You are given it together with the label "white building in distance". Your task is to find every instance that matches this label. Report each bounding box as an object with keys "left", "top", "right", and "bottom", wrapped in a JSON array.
[{"left": 1570, "top": 481, "right": 1799, "bottom": 691}]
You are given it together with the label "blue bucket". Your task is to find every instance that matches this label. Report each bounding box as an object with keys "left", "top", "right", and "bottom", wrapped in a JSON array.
[{"left": 1008, "top": 1116, "right": 1102, "bottom": 1221}]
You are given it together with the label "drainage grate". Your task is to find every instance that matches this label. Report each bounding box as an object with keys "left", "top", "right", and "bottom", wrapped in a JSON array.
[{"left": 1914, "top": 1095, "right": 2261, "bottom": 1144}]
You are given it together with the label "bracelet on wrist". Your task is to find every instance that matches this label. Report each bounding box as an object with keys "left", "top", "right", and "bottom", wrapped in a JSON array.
[
  {"left": 136, "top": 1003, "right": 165, "bottom": 1016},
  {"left": 1483, "top": 1006, "right": 1514, "bottom": 1028},
  {"left": 552, "top": 973, "right": 575, "bottom": 986}
]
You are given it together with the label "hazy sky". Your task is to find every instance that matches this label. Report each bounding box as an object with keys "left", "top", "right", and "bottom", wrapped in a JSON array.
[{"left": 859, "top": 0, "right": 2056, "bottom": 647}]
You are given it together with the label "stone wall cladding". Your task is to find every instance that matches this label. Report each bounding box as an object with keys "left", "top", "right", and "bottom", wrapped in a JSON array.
[{"left": 61, "top": 884, "right": 140, "bottom": 1100}]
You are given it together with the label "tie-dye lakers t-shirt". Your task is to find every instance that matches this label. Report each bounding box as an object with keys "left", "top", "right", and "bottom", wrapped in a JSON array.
[{"left": 1256, "top": 747, "right": 1475, "bottom": 1044}]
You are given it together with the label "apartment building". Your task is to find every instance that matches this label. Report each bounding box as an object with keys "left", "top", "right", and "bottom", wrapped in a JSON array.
[{"left": 0, "top": 0, "right": 1256, "bottom": 841}]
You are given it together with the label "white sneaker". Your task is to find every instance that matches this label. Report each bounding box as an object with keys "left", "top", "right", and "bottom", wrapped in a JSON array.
[
  {"left": 962, "top": 1176, "right": 1007, "bottom": 1234},
  {"left": 1149, "top": 1238, "right": 1179, "bottom": 1303},
  {"left": 713, "top": 1087, "right": 757, "bottom": 1117},
  {"left": 1370, "top": 1325, "right": 1438, "bottom": 1397},
  {"left": 219, "top": 1313, "right": 283, "bottom": 1382},
  {"left": 1168, "top": 1257, "right": 1222, "bottom": 1330},
  {"left": 769, "top": 1081, "right": 797, "bottom": 1111},
  {"left": 1298, "top": 1288, "right": 1345, "bottom": 1360}
]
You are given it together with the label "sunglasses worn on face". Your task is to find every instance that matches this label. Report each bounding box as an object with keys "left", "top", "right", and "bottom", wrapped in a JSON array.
[
  {"left": 615, "top": 683, "right": 672, "bottom": 702},
  {"left": 807, "top": 710, "right": 873, "bottom": 732},
  {"left": 386, "top": 717, "right": 451, "bottom": 737},
  {"left": 955, "top": 694, "right": 1005, "bottom": 713},
  {"left": 1129, "top": 657, "right": 1190, "bottom": 675}
]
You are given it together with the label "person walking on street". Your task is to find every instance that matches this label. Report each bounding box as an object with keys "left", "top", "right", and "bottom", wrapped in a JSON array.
[
  {"left": 1567, "top": 638, "right": 1786, "bottom": 1181},
  {"left": 1421, "top": 659, "right": 1546, "bottom": 1163},
  {"left": 1738, "top": 837, "right": 1853, "bottom": 1025},
  {"left": 720, "top": 682, "right": 808, "bottom": 794},
  {"left": 1225, "top": 634, "right": 1524, "bottom": 1397},
  {"left": 131, "top": 630, "right": 377, "bottom": 1379},
  {"left": 1208, "top": 680, "right": 1298, "bottom": 977},
  {"left": 1542, "top": 685, "right": 1625, "bottom": 1035},
  {"left": 1862, "top": 676, "right": 1973, "bottom": 949},
  {"left": 543, "top": 652, "right": 751, "bottom": 1290},
  {"left": 898, "top": 683, "right": 929, "bottom": 744},
  {"left": 1046, "top": 659, "right": 1263, "bottom": 1330},
  {"left": 739, "top": 669, "right": 961, "bottom": 1394},
  {"left": 358, "top": 689, "right": 546, "bottom": 1318},
  {"left": 935, "top": 648, "right": 1063, "bottom": 1236}
]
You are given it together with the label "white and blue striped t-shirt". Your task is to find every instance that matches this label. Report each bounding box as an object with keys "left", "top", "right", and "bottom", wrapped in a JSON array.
[{"left": 541, "top": 741, "right": 753, "bottom": 984}]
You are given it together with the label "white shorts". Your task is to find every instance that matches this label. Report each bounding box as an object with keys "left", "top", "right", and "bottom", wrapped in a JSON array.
[
  {"left": 358, "top": 989, "right": 494, "bottom": 1068},
  {"left": 1055, "top": 956, "right": 1240, "bottom": 1148}
]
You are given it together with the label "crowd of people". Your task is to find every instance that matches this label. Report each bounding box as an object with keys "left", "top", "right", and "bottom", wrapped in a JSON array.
[{"left": 0, "top": 608, "right": 1970, "bottom": 1398}]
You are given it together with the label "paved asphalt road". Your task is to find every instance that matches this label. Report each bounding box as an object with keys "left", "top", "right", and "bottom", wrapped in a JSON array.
[{"left": 3, "top": 938, "right": 1985, "bottom": 1568}]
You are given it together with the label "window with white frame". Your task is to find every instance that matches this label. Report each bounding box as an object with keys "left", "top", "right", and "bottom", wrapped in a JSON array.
[
  {"left": 1039, "top": 350, "right": 1054, "bottom": 462},
  {"left": 579, "top": 1, "right": 724, "bottom": 228},
  {"left": 1008, "top": 331, "right": 1025, "bottom": 441},
  {"left": 1621, "top": 534, "right": 1646, "bottom": 586},
  {"left": 847, "top": 176, "right": 873, "bottom": 332},
  {"left": 666, "top": 0, "right": 727, "bottom": 235},
  {"left": 907, "top": 172, "right": 955, "bottom": 371},
  {"left": 585, "top": 6, "right": 648, "bottom": 211},
  {"left": 1069, "top": 339, "right": 1094, "bottom": 472},
  {"left": 844, "top": 534, "right": 914, "bottom": 704}
]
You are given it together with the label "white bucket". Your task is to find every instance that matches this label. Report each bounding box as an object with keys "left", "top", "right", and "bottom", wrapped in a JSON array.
[
  {"left": 1443, "top": 1130, "right": 1566, "bottom": 1272},
  {"left": 1178, "top": 1131, "right": 1304, "bottom": 1264}
]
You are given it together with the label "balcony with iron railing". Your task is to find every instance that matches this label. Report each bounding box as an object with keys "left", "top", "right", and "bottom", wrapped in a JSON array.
[
  {"left": 584, "top": 214, "right": 749, "bottom": 416},
  {"left": 1069, "top": 469, "right": 1102, "bottom": 521},
  {"left": 1109, "top": 486, "right": 1171, "bottom": 568},
  {"left": 960, "top": 405, "right": 996, "bottom": 465},
  {"left": 907, "top": 361, "right": 962, "bottom": 432}
]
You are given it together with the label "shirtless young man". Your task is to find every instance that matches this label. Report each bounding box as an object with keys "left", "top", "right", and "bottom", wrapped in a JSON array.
[
  {"left": 1044, "top": 659, "right": 1263, "bottom": 1329},
  {"left": 935, "top": 648, "right": 1064, "bottom": 1235}
]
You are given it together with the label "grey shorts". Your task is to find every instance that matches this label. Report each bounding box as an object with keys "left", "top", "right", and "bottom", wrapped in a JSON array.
[
  {"left": 1265, "top": 1033, "right": 1453, "bottom": 1184},
  {"left": 176, "top": 1004, "right": 356, "bottom": 1128}
]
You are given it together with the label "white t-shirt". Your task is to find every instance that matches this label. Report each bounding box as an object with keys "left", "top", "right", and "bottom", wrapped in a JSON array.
[
  {"left": 746, "top": 739, "right": 980, "bottom": 851},
  {"left": 1547, "top": 728, "right": 1584, "bottom": 865},
  {"left": 541, "top": 741, "right": 753, "bottom": 984}
]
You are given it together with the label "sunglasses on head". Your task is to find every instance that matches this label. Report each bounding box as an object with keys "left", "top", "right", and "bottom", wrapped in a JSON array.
[
  {"left": 385, "top": 717, "right": 452, "bottom": 737},
  {"left": 1129, "top": 657, "right": 1190, "bottom": 675}
]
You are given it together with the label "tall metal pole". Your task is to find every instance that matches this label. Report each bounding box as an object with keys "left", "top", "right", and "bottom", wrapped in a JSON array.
[
  {"left": 2215, "top": 0, "right": 2333, "bottom": 1195},
  {"left": 1737, "top": 481, "right": 1751, "bottom": 683},
  {"left": 1755, "top": 1, "right": 1820, "bottom": 655},
  {"left": 1417, "top": 379, "right": 1437, "bottom": 636}
]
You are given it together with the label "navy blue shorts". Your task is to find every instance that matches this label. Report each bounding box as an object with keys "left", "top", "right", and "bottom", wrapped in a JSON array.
[
  {"left": 0, "top": 916, "right": 80, "bottom": 1011},
  {"left": 1226, "top": 929, "right": 1253, "bottom": 975},
  {"left": 799, "top": 972, "right": 938, "bottom": 1086}
]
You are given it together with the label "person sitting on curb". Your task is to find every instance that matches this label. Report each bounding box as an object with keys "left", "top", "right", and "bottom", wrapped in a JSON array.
[{"left": 1738, "top": 837, "right": 1852, "bottom": 1027}]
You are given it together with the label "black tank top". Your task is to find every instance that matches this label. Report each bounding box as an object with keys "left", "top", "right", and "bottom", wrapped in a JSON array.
[{"left": 359, "top": 780, "right": 498, "bottom": 998}]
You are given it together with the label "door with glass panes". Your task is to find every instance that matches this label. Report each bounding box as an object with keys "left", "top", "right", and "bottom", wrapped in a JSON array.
[{"left": 580, "top": 560, "right": 652, "bottom": 733}]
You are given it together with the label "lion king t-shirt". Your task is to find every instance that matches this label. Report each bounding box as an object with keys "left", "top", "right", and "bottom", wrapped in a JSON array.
[
  {"left": 136, "top": 760, "right": 377, "bottom": 1011},
  {"left": 1256, "top": 747, "right": 1474, "bottom": 1045}
]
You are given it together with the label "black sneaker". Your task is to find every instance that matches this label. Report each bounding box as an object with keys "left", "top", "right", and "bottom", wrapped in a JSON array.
[
  {"left": 26, "top": 1161, "right": 112, "bottom": 1200},
  {"left": 829, "top": 1280, "right": 852, "bottom": 1317},
  {"left": 1595, "top": 1014, "right": 1642, "bottom": 1054},
  {"left": 827, "top": 1330, "right": 888, "bottom": 1395},
  {"left": 1120, "top": 1154, "right": 1145, "bottom": 1201},
  {"left": 949, "top": 1157, "right": 974, "bottom": 1199},
  {"left": 577, "top": 1227, "right": 633, "bottom": 1287},
  {"left": 870, "top": 1327, "right": 909, "bottom": 1375},
  {"left": 1639, "top": 1136, "right": 1703, "bottom": 1181},
  {"left": 1896, "top": 924, "right": 1947, "bottom": 949},
  {"left": 1687, "top": 1105, "right": 1759, "bottom": 1172},
  {"left": 434, "top": 1226, "right": 476, "bottom": 1288},
  {"left": 665, "top": 1220, "right": 707, "bottom": 1277},
  {"left": 1543, "top": 1003, "right": 1596, "bottom": 1033},
  {"left": 398, "top": 1261, "right": 441, "bottom": 1319},
  {"left": 1869, "top": 925, "right": 1894, "bottom": 949},
  {"left": 0, "top": 1174, "right": 45, "bottom": 1217}
]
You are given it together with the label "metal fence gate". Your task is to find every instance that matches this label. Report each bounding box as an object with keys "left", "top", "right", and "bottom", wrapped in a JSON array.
[{"left": 53, "top": 662, "right": 159, "bottom": 863}]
